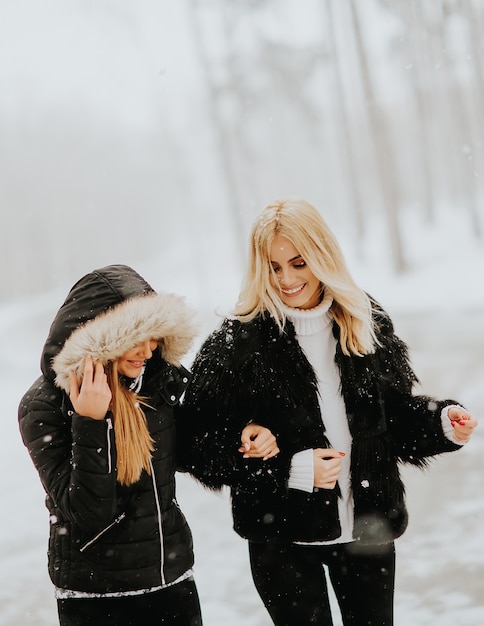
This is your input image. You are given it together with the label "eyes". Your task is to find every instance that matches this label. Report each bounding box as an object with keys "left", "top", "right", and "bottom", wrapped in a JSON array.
[
  {"left": 271, "top": 260, "right": 307, "bottom": 273},
  {"left": 125, "top": 339, "right": 157, "bottom": 354}
]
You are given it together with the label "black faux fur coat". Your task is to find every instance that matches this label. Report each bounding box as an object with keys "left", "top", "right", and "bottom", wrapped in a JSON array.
[{"left": 178, "top": 303, "right": 462, "bottom": 545}]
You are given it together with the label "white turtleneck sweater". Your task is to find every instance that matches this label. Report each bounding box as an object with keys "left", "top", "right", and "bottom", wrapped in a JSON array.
[
  {"left": 284, "top": 292, "right": 462, "bottom": 546},
  {"left": 284, "top": 292, "right": 354, "bottom": 544}
]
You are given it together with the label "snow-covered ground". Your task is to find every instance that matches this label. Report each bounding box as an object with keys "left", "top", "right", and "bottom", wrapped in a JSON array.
[{"left": 1, "top": 211, "right": 483, "bottom": 625}]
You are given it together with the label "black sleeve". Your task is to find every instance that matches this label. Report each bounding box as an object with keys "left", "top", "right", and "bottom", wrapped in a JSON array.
[
  {"left": 373, "top": 304, "right": 462, "bottom": 465},
  {"left": 18, "top": 377, "right": 118, "bottom": 531},
  {"left": 177, "top": 326, "right": 289, "bottom": 493}
]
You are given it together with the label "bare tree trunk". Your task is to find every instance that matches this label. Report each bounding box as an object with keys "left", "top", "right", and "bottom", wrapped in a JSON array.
[
  {"left": 187, "top": 0, "right": 246, "bottom": 262},
  {"left": 219, "top": 3, "right": 259, "bottom": 223},
  {"left": 349, "top": 0, "right": 406, "bottom": 272},
  {"left": 437, "top": 0, "right": 481, "bottom": 235},
  {"left": 460, "top": 0, "right": 484, "bottom": 236},
  {"left": 402, "top": 0, "right": 437, "bottom": 222},
  {"left": 324, "top": 0, "right": 365, "bottom": 249}
]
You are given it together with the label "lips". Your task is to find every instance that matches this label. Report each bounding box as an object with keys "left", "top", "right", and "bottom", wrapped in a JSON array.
[{"left": 281, "top": 284, "right": 305, "bottom": 296}]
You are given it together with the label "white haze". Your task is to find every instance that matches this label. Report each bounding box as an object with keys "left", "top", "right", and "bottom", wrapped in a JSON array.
[{"left": 1, "top": 0, "right": 483, "bottom": 624}]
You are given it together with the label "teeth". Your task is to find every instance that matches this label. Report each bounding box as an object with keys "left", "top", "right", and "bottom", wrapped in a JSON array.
[{"left": 282, "top": 285, "right": 303, "bottom": 294}]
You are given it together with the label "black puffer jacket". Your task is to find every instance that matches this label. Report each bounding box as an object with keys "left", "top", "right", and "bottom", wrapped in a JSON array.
[
  {"left": 178, "top": 303, "right": 462, "bottom": 545},
  {"left": 19, "top": 265, "right": 198, "bottom": 594}
]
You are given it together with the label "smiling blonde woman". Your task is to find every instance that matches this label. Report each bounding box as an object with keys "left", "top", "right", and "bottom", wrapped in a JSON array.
[{"left": 180, "top": 199, "right": 478, "bottom": 626}]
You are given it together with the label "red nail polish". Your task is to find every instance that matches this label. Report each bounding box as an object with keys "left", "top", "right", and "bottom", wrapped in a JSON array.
[{"left": 339, "top": 452, "right": 346, "bottom": 456}]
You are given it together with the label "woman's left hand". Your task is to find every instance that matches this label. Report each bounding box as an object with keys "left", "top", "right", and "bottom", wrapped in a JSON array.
[
  {"left": 448, "top": 407, "right": 478, "bottom": 443},
  {"left": 239, "top": 424, "right": 280, "bottom": 460}
]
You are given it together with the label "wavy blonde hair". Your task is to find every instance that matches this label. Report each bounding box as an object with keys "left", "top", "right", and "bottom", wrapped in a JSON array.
[
  {"left": 106, "top": 362, "right": 154, "bottom": 486},
  {"left": 233, "top": 198, "right": 378, "bottom": 356}
]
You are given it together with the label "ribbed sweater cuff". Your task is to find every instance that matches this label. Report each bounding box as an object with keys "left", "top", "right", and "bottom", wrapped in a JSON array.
[
  {"left": 288, "top": 448, "right": 314, "bottom": 493},
  {"left": 441, "top": 404, "right": 466, "bottom": 445}
]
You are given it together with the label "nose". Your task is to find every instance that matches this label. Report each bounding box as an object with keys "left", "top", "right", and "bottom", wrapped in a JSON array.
[
  {"left": 277, "top": 267, "right": 294, "bottom": 286},
  {"left": 137, "top": 340, "right": 154, "bottom": 359}
]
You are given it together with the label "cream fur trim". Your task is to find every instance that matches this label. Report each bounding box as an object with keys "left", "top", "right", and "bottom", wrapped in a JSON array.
[{"left": 52, "top": 293, "right": 198, "bottom": 392}]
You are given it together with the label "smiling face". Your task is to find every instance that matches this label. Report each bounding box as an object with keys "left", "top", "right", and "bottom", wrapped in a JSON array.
[
  {"left": 269, "top": 235, "right": 322, "bottom": 309},
  {"left": 117, "top": 339, "right": 158, "bottom": 378}
]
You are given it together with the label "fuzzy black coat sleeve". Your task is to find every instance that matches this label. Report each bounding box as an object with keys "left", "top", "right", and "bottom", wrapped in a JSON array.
[
  {"left": 178, "top": 323, "right": 290, "bottom": 492},
  {"left": 370, "top": 304, "right": 462, "bottom": 463}
]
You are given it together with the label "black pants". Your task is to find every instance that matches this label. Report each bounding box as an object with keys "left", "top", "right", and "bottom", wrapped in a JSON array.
[
  {"left": 249, "top": 541, "right": 395, "bottom": 626},
  {"left": 57, "top": 578, "right": 203, "bottom": 626}
]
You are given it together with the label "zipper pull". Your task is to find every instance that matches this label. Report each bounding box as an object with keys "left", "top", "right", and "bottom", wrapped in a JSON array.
[{"left": 106, "top": 417, "right": 114, "bottom": 474}]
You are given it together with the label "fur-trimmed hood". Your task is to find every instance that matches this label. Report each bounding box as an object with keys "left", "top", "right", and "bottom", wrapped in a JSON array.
[
  {"left": 39, "top": 265, "right": 198, "bottom": 391},
  {"left": 53, "top": 292, "right": 197, "bottom": 392}
]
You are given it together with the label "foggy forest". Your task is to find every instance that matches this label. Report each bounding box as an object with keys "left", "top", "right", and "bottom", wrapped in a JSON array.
[
  {"left": 2, "top": 0, "right": 483, "bottom": 302},
  {"left": 1, "top": 1, "right": 483, "bottom": 625}
]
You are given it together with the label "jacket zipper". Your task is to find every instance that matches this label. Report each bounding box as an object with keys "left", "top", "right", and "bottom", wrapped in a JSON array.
[
  {"left": 149, "top": 458, "right": 166, "bottom": 585},
  {"left": 66, "top": 412, "right": 114, "bottom": 475},
  {"left": 106, "top": 417, "right": 113, "bottom": 474},
  {"left": 79, "top": 512, "right": 126, "bottom": 553}
]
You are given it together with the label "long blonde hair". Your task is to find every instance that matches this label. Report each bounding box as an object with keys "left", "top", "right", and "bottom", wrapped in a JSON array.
[
  {"left": 233, "top": 198, "right": 378, "bottom": 356},
  {"left": 106, "top": 362, "right": 154, "bottom": 486}
]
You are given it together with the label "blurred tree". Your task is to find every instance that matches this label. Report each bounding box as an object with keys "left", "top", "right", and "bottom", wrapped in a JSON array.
[
  {"left": 188, "top": 0, "right": 246, "bottom": 262},
  {"left": 2, "top": 0, "right": 484, "bottom": 301},
  {"left": 324, "top": 0, "right": 365, "bottom": 247},
  {"left": 399, "top": 0, "right": 437, "bottom": 222},
  {"left": 349, "top": 0, "right": 406, "bottom": 271}
]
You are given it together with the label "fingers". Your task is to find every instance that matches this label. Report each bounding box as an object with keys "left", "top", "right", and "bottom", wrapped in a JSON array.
[
  {"left": 313, "top": 449, "right": 344, "bottom": 489},
  {"left": 78, "top": 356, "right": 108, "bottom": 389},
  {"left": 69, "top": 356, "right": 112, "bottom": 421},
  {"left": 240, "top": 435, "right": 280, "bottom": 460},
  {"left": 250, "top": 431, "right": 275, "bottom": 453},
  {"left": 81, "top": 355, "right": 105, "bottom": 384},
  {"left": 240, "top": 424, "right": 257, "bottom": 449},
  {"left": 448, "top": 409, "right": 476, "bottom": 426},
  {"left": 239, "top": 425, "right": 280, "bottom": 460},
  {"left": 93, "top": 358, "right": 108, "bottom": 383},
  {"left": 450, "top": 412, "right": 478, "bottom": 443},
  {"left": 448, "top": 408, "right": 477, "bottom": 425},
  {"left": 82, "top": 354, "right": 94, "bottom": 382},
  {"left": 262, "top": 445, "right": 280, "bottom": 460},
  {"left": 314, "top": 448, "right": 346, "bottom": 460},
  {"left": 69, "top": 370, "right": 80, "bottom": 400},
  {"left": 259, "top": 439, "right": 280, "bottom": 460}
]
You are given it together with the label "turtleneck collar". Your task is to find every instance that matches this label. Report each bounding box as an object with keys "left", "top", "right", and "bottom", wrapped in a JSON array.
[{"left": 282, "top": 290, "right": 334, "bottom": 336}]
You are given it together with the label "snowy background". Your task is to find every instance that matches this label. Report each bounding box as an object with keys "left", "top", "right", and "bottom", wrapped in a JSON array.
[
  {"left": 1, "top": 1, "right": 484, "bottom": 625},
  {"left": 1, "top": 214, "right": 483, "bottom": 626}
]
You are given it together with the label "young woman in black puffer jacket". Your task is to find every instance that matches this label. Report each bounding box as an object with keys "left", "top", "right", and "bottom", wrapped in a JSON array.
[{"left": 19, "top": 265, "right": 204, "bottom": 625}]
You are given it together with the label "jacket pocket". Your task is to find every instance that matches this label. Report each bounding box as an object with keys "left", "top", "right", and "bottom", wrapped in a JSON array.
[
  {"left": 287, "top": 489, "right": 341, "bottom": 542},
  {"left": 79, "top": 512, "right": 126, "bottom": 553}
]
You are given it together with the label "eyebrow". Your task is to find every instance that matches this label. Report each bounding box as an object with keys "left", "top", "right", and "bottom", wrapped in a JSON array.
[{"left": 270, "top": 255, "right": 302, "bottom": 264}]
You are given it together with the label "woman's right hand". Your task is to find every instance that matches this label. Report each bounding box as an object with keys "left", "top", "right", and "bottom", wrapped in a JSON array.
[
  {"left": 313, "top": 448, "right": 345, "bottom": 489},
  {"left": 239, "top": 424, "right": 280, "bottom": 460},
  {"left": 69, "top": 355, "right": 112, "bottom": 420}
]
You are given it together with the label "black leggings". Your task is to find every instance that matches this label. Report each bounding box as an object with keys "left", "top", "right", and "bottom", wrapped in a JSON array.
[
  {"left": 249, "top": 541, "right": 395, "bottom": 626},
  {"left": 57, "top": 578, "right": 202, "bottom": 626}
]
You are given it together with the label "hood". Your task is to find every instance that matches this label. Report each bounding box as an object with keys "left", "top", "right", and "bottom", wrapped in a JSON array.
[{"left": 40, "top": 265, "right": 198, "bottom": 390}]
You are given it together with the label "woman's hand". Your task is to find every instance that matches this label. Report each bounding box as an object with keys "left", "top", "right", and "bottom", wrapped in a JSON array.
[
  {"left": 313, "top": 448, "right": 345, "bottom": 489},
  {"left": 448, "top": 407, "right": 478, "bottom": 443},
  {"left": 239, "top": 424, "right": 280, "bottom": 461},
  {"left": 69, "top": 355, "right": 112, "bottom": 421}
]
